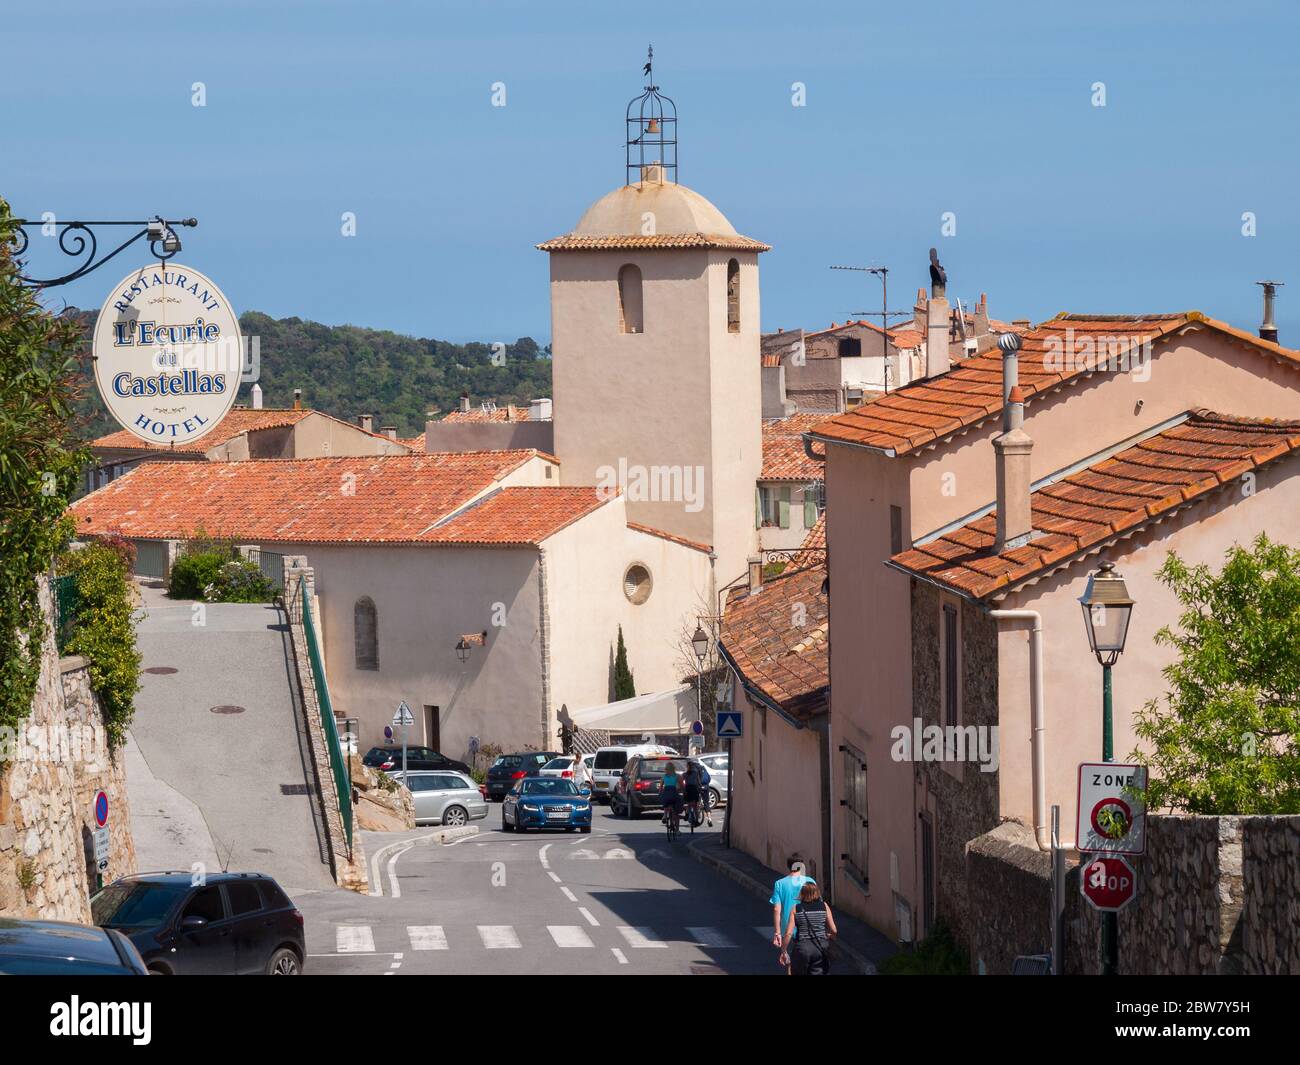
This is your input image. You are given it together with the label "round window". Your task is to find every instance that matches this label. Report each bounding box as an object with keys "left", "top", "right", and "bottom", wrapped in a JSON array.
[{"left": 623, "top": 564, "right": 652, "bottom": 605}]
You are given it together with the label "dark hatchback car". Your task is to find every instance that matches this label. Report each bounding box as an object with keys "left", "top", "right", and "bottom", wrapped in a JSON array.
[
  {"left": 485, "top": 750, "right": 560, "bottom": 801},
  {"left": 363, "top": 745, "right": 471, "bottom": 775},
  {"left": 0, "top": 918, "right": 148, "bottom": 975},
  {"left": 616, "top": 755, "right": 709, "bottom": 818},
  {"left": 92, "top": 871, "right": 305, "bottom": 975}
]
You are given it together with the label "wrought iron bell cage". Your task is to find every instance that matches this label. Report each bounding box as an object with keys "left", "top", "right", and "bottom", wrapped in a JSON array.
[{"left": 626, "top": 82, "right": 677, "bottom": 186}]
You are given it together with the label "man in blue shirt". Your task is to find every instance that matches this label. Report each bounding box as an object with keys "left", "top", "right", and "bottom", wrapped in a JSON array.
[{"left": 770, "top": 853, "right": 814, "bottom": 969}]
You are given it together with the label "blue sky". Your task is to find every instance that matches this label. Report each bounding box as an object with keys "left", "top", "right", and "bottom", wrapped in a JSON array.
[{"left": 6, "top": 0, "right": 1299, "bottom": 344}]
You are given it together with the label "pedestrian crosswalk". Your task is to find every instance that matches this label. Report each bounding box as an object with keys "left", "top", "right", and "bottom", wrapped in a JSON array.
[{"left": 329, "top": 922, "right": 760, "bottom": 955}]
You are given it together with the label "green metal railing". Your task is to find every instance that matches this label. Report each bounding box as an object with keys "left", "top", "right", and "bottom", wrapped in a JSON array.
[
  {"left": 298, "top": 574, "right": 353, "bottom": 854},
  {"left": 53, "top": 573, "right": 81, "bottom": 652}
]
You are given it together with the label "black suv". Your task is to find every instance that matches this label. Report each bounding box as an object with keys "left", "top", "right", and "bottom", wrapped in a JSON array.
[
  {"left": 617, "top": 755, "right": 708, "bottom": 819},
  {"left": 91, "top": 871, "right": 305, "bottom": 975},
  {"left": 363, "top": 746, "right": 471, "bottom": 775},
  {"left": 485, "top": 751, "right": 560, "bottom": 801}
]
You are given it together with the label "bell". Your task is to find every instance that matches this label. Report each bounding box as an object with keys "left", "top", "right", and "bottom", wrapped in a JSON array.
[{"left": 646, "top": 118, "right": 660, "bottom": 134}]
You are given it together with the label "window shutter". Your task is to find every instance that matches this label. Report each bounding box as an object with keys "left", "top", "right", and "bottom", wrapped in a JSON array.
[
  {"left": 755, "top": 487, "right": 763, "bottom": 529},
  {"left": 778, "top": 487, "right": 790, "bottom": 529},
  {"left": 803, "top": 494, "right": 817, "bottom": 528}
]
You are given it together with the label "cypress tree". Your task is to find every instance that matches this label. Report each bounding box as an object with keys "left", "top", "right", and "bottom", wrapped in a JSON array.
[{"left": 613, "top": 626, "right": 636, "bottom": 700}]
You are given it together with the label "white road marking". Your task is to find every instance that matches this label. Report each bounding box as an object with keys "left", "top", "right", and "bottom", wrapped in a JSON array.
[
  {"left": 386, "top": 844, "right": 413, "bottom": 899},
  {"left": 611, "top": 947, "right": 629, "bottom": 964},
  {"left": 478, "top": 925, "right": 522, "bottom": 949},
  {"left": 538, "top": 843, "right": 551, "bottom": 869},
  {"left": 570, "top": 848, "right": 600, "bottom": 860},
  {"left": 617, "top": 926, "right": 667, "bottom": 949},
  {"left": 336, "top": 925, "right": 375, "bottom": 953},
  {"left": 578, "top": 907, "right": 600, "bottom": 927},
  {"left": 604, "top": 848, "right": 634, "bottom": 860},
  {"left": 548, "top": 925, "right": 595, "bottom": 949},
  {"left": 407, "top": 926, "right": 448, "bottom": 950},
  {"left": 687, "top": 926, "right": 737, "bottom": 948},
  {"left": 547, "top": 871, "right": 562, "bottom": 883},
  {"left": 560, "top": 887, "right": 578, "bottom": 902}
]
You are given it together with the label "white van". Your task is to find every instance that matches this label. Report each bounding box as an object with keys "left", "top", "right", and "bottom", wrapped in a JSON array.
[{"left": 590, "top": 744, "right": 678, "bottom": 803}]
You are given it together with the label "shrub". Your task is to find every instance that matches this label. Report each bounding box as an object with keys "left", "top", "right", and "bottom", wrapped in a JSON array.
[
  {"left": 56, "top": 543, "right": 141, "bottom": 747},
  {"left": 205, "top": 560, "right": 274, "bottom": 603},
  {"left": 169, "top": 551, "right": 227, "bottom": 600},
  {"left": 84, "top": 532, "right": 136, "bottom": 573},
  {"left": 879, "top": 920, "right": 970, "bottom": 975}
]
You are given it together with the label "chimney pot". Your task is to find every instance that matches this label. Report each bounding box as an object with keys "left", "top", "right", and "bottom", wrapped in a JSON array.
[
  {"left": 381, "top": 426, "right": 397, "bottom": 441},
  {"left": 292, "top": 388, "right": 302, "bottom": 411},
  {"left": 927, "top": 294, "right": 951, "bottom": 378},
  {"left": 1257, "top": 280, "right": 1283, "bottom": 343},
  {"left": 459, "top": 394, "right": 471, "bottom": 413},
  {"left": 357, "top": 414, "right": 373, "bottom": 432},
  {"left": 251, "top": 383, "right": 263, "bottom": 410},
  {"left": 994, "top": 354, "right": 1032, "bottom": 550}
]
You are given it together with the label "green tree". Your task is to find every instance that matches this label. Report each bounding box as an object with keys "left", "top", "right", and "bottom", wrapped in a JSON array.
[
  {"left": 612, "top": 626, "right": 636, "bottom": 701},
  {"left": 0, "top": 198, "right": 88, "bottom": 741},
  {"left": 1131, "top": 534, "right": 1300, "bottom": 814}
]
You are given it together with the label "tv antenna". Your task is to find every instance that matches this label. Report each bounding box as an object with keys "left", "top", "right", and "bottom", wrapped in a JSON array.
[{"left": 830, "top": 264, "right": 913, "bottom": 393}]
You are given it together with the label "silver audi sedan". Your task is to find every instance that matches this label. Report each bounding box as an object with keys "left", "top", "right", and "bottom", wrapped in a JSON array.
[{"left": 389, "top": 770, "right": 489, "bottom": 827}]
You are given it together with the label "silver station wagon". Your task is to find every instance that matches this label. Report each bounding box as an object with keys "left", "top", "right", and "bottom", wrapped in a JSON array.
[{"left": 390, "top": 770, "right": 489, "bottom": 827}]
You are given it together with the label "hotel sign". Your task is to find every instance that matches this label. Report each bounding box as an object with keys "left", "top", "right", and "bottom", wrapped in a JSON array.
[{"left": 92, "top": 264, "right": 242, "bottom": 446}]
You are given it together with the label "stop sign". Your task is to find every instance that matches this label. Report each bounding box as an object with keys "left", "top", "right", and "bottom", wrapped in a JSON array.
[{"left": 1080, "top": 854, "right": 1137, "bottom": 912}]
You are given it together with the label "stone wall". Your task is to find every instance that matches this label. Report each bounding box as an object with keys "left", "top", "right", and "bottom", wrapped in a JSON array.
[
  {"left": 967, "top": 813, "right": 1300, "bottom": 975},
  {"left": 0, "top": 578, "right": 136, "bottom": 922},
  {"left": 912, "top": 582, "right": 1000, "bottom": 945}
]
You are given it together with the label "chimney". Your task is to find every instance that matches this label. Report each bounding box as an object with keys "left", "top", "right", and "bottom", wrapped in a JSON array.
[
  {"left": 993, "top": 333, "right": 1034, "bottom": 552},
  {"left": 292, "top": 388, "right": 302, "bottom": 411},
  {"left": 250, "top": 383, "right": 263, "bottom": 409},
  {"left": 381, "top": 426, "right": 398, "bottom": 441},
  {"left": 927, "top": 292, "right": 951, "bottom": 377},
  {"left": 459, "top": 393, "right": 471, "bottom": 413},
  {"left": 747, "top": 555, "right": 763, "bottom": 592},
  {"left": 1257, "top": 280, "right": 1283, "bottom": 343},
  {"left": 356, "top": 414, "right": 373, "bottom": 433},
  {"left": 529, "top": 398, "right": 553, "bottom": 421}
]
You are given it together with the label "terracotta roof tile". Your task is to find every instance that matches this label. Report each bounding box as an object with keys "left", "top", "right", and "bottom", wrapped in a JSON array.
[
  {"left": 719, "top": 564, "right": 829, "bottom": 721},
  {"left": 800, "top": 514, "right": 826, "bottom": 552},
  {"left": 761, "top": 414, "right": 828, "bottom": 481},
  {"left": 809, "top": 313, "right": 1300, "bottom": 455},
  {"left": 440, "top": 404, "right": 534, "bottom": 424},
  {"left": 889, "top": 411, "right": 1300, "bottom": 599},
  {"left": 69, "top": 450, "right": 584, "bottom": 546},
  {"left": 537, "top": 233, "right": 770, "bottom": 252},
  {"left": 626, "top": 523, "right": 712, "bottom": 553},
  {"left": 90, "top": 408, "right": 315, "bottom": 454}
]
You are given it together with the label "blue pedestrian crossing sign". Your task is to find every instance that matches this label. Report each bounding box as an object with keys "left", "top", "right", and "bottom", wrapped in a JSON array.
[{"left": 717, "top": 711, "right": 743, "bottom": 739}]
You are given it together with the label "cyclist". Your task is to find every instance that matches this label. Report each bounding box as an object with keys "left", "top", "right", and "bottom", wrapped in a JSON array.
[
  {"left": 660, "top": 761, "right": 683, "bottom": 835},
  {"left": 683, "top": 760, "right": 706, "bottom": 829}
]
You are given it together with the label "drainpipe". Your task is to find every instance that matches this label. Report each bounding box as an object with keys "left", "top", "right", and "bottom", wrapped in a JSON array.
[{"left": 988, "top": 609, "right": 1049, "bottom": 850}]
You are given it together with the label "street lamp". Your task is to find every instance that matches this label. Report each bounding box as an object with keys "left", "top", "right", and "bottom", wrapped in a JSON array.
[
  {"left": 1079, "top": 560, "right": 1136, "bottom": 977},
  {"left": 691, "top": 624, "right": 709, "bottom": 752},
  {"left": 455, "top": 639, "right": 471, "bottom": 664}
]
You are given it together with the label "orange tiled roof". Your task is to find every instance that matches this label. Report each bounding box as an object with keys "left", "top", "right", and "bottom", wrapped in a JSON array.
[
  {"left": 90, "top": 408, "right": 316, "bottom": 454},
  {"left": 69, "top": 450, "right": 583, "bottom": 545},
  {"left": 761, "top": 414, "right": 827, "bottom": 481},
  {"left": 400, "top": 435, "right": 426, "bottom": 451},
  {"left": 719, "top": 564, "right": 829, "bottom": 721},
  {"left": 626, "top": 522, "right": 712, "bottom": 554},
  {"left": 537, "top": 233, "right": 770, "bottom": 252},
  {"left": 800, "top": 513, "right": 826, "bottom": 552},
  {"left": 441, "top": 404, "right": 534, "bottom": 424},
  {"left": 808, "top": 312, "right": 1300, "bottom": 456},
  {"left": 889, "top": 411, "right": 1300, "bottom": 600}
]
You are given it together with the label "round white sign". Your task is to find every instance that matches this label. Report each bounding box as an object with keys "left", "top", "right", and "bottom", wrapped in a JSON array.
[{"left": 92, "top": 263, "right": 243, "bottom": 446}]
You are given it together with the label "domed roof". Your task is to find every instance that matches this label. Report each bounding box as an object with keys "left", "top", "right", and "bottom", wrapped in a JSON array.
[{"left": 538, "top": 173, "right": 769, "bottom": 253}]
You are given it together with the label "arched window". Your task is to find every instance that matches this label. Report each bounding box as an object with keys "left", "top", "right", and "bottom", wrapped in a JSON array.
[
  {"left": 726, "top": 258, "right": 741, "bottom": 333},
  {"left": 354, "top": 596, "right": 379, "bottom": 671},
  {"left": 618, "top": 264, "right": 643, "bottom": 334}
]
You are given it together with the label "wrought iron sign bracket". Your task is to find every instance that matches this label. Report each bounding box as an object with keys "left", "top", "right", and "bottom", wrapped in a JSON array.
[{"left": 8, "top": 217, "right": 198, "bottom": 288}]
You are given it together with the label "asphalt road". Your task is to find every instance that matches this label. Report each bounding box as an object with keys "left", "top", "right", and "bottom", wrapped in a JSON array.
[
  {"left": 128, "top": 583, "right": 335, "bottom": 895},
  {"left": 298, "top": 803, "right": 786, "bottom": 975}
]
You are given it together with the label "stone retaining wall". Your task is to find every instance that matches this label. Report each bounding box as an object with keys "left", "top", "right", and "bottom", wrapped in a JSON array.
[
  {"left": 967, "top": 813, "right": 1299, "bottom": 975},
  {"left": 0, "top": 578, "right": 137, "bottom": 922}
]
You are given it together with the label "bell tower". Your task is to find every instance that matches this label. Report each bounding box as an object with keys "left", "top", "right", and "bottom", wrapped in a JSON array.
[{"left": 538, "top": 55, "right": 767, "bottom": 585}]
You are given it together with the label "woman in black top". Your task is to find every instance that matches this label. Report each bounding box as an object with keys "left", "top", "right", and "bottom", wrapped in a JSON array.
[{"left": 782, "top": 881, "right": 838, "bottom": 975}]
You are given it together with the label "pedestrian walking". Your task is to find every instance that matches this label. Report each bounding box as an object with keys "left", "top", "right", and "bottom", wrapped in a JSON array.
[
  {"left": 570, "top": 750, "right": 591, "bottom": 794},
  {"left": 770, "top": 853, "right": 815, "bottom": 972},
  {"left": 781, "top": 881, "right": 837, "bottom": 975}
]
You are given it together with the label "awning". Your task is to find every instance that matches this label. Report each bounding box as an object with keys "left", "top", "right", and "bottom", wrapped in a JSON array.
[{"left": 566, "top": 686, "right": 696, "bottom": 734}]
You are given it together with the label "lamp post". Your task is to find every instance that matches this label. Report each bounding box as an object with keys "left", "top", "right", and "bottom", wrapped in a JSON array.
[
  {"left": 691, "top": 624, "right": 709, "bottom": 750},
  {"left": 1079, "top": 560, "right": 1135, "bottom": 975}
]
